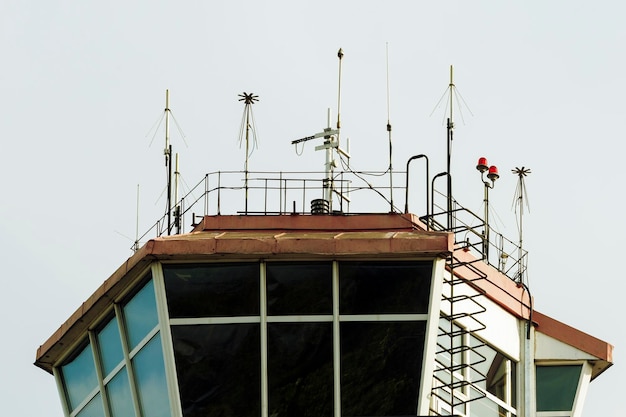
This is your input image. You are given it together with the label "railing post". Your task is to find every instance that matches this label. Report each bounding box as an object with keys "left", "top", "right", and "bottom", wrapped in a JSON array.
[
  {"left": 204, "top": 174, "right": 209, "bottom": 216},
  {"left": 217, "top": 171, "right": 221, "bottom": 215},
  {"left": 405, "top": 154, "right": 429, "bottom": 228}
]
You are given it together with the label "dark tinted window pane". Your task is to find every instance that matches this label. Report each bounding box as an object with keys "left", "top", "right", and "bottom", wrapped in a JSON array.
[
  {"left": 340, "top": 321, "right": 426, "bottom": 416},
  {"left": 339, "top": 261, "right": 432, "bottom": 314},
  {"left": 268, "top": 323, "right": 333, "bottom": 416},
  {"left": 266, "top": 262, "right": 332, "bottom": 315},
  {"left": 163, "top": 263, "right": 260, "bottom": 318},
  {"left": 172, "top": 324, "right": 261, "bottom": 417},
  {"left": 536, "top": 365, "right": 581, "bottom": 411}
]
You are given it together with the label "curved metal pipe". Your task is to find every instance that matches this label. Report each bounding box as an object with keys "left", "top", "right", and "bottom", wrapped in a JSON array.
[
  {"left": 432, "top": 172, "right": 452, "bottom": 230},
  {"left": 404, "top": 154, "right": 430, "bottom": 228}
]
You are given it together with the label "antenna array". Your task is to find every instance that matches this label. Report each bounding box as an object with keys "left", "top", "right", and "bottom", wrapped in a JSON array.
[{"left": 238, "top": 92, "right": 259, "bottom": 214}]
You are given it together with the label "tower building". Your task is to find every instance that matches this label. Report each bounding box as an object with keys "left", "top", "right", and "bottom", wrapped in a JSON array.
[{"left": 35, "top": 82, "right": 612, "bottom": 417}]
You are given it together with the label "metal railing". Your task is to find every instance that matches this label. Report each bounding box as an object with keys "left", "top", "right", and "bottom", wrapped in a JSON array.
[
  {"left": 133, "top": 169, "right": 528, "bottom": 286},
  {"left": 132, "top": 169, "right": 413, "bottom": 250}
]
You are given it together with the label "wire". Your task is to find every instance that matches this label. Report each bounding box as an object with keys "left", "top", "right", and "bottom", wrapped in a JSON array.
[
  {"left": 335, "top": 151, "right": 403, "bottom": 212},
  {"left": 169, "top": 111, "right": 189, "bottom": 147},
  {"left": 146, "top": 112, "right": 165, "bottom": 147}
]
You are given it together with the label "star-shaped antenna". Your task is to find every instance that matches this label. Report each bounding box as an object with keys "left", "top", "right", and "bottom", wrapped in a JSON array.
[
  {"left": 238, "top": 92, "right": 259, "bottom": 105},
  {"left": 512, "top": 167, "right": 531, "bottom": 177}
]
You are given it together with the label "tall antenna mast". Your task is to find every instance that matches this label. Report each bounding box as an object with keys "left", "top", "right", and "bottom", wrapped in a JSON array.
[
  {"left": 337, "top": 48, "right": 343, "bottom": 131},
  {"left": 386, "top": 43, "right": 394, "bottom": 212},
  {"left": 238, "top": 92, "right": 259, "bottom": 214},
  {"left": 290, "top": 48, "right": 348, "bottom": 214},
  {"left": 446, "top": 66, "right": 454, "bottom": 228},
  {"left": 164, "top": 89, "right": 173, "bottom": 235},
  {"left": 174, "top": 153, "right": 181, "bottom": 234},
  {"left": 512, "top": 167, "right": 531, "bottom": 283}
]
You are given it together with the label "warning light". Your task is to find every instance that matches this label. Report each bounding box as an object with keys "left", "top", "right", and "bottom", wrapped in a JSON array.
[
  {"left": 487, "top": 165, "right": 499, "bottom": 181},
  {"left": 476, "top": 157, "right": 489, "bottom": 173}
]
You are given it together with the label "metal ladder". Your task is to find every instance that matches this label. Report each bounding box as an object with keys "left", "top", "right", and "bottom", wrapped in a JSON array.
[{"left": 422, "top": 208, "right": 491, "bottom": 416}]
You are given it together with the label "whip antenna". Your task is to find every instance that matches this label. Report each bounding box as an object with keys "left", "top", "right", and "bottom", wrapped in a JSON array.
[
  {"left": 446, "top": 67, "right": 454, "bottom": 227},
  {"left": 238, "top": 92, "right": 259, "bottom": 214},
  {"left": 164, "top": 90, "right": 173, "bottom": 234},
  {"left": 512, "top": 167, "right": 531, "bottom": 283},
  {"left": 337, "top": 48, "right": 343, "bottom": 130},
  {"left": 386, "top": 43, "right": 394, "bottom": 212}
]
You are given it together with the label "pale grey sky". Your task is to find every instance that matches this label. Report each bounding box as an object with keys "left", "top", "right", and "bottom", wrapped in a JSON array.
[{"left": 1, "top": 1, "right": 623, "bottom": 416}]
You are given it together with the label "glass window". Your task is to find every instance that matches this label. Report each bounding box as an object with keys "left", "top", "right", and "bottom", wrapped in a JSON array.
[
  {"left": 266, "top": 262, "right": 332, "bottom": 315},
  {"left": 486, "top": 354, "right": 516, "bottom": 407},
  {"left": 132, "top": 334, "right": 171, "bottom": 417},
  {"left": 124, "top": 278, "right": 159, "bottom": 350},
  {"left": 163, "top": 263, "right": 260, "bottom": 318},
  {"left": 340, "top": 321, "right": 426, "bottom": 416},
  {"left": 61, "top": 342, "right": 98, "bottom": 412},
  {"left": 96, "top": 317, "right": 124, "bottom": 377},
  {"left": 106, "top": 367, "right": 134, "bottom": 417},
  {"left": 339, "top": 261, "right": 432, "bottom": 314},
  {"left": 76, "top": 393, "right": 105, "bottom": 417},
  {"left": 268, "top": 322, "right": 333, "bottom": 416},
  {"left": 171, "top": 324, "right": 261, "bottom": 417},
  {"left": 536, "top": 365, "right": 582, "bottom": 412},
  {"left": 469, "top": 397, "right": 501, "bottom": 417}
]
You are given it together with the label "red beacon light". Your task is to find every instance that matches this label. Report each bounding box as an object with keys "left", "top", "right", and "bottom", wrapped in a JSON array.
[
  {"left": 487, "top": 165, "right": 499, "bottom": 181},
  {"left": 476, "top": 157, "right": 489, "bottom": 173}
]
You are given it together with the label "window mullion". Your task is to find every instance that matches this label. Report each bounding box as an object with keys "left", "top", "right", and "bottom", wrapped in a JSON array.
[
  {"left": 260, "top": 261, "right": 268, "bottom": 417},
  {"left": 505, "top": 359, "right": 512, "bottom": 417},
  {"left": 115, "top": 304, "right": 142, "bottom": 417},
  {"left": 53, "top": 366, "right": 71, "bottom": 417},
  {"left": 332, "top": 260, "right": 341, "bottom": 417},
  {"left": 153, "top": 263, "right": 184, "bottom": 417},
  {"left": 89, "top": 331, "right": 111, "bottom": 417}
]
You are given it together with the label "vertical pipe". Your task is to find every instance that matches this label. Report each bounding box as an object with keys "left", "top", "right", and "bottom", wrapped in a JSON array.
[
  {"left": 386, "top": 44, "right": 394, "bottom": 212},
  {"left": 447, "top": 66, "right": 454, "bottom": 230},
  {"left": 168, "top": 144, "right": 173, "bottom": 235},
  {"left": 484, "top": 183, "right": 490, "bottom": 262},
  {"left": 165, "top": 90, "right": 172, "bottom": 235},
  {"left": 174, "top": 153, "right": 180, "bottom": 234},
  {"left": 404, "top": 154, "right": 429, "bottom": 227},
  {"left": 204, "top": 173, "right": 209, "bottom": 216},
  {"left": 446, "top": 119, "right": 453, "bottom": 230},
  {"left": 245, "top": 104, "right": 250, "bottom": 215},
  {"left": 325, "top": 109, "right": 333, "bottom": 208}
]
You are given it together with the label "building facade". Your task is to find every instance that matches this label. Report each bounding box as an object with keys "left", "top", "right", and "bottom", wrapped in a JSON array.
[{"left": 35, "top": 208, "right": 612, "bottom": 417}]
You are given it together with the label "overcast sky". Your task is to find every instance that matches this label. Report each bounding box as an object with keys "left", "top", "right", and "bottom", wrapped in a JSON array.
[{"left": 1, "top": 1, "right": 623, "bottom": 416}]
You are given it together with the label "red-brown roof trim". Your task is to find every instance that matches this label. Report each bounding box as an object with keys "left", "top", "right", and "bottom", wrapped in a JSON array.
[{"left": 35, "top": 213, "right": 452, "bottom": 373}]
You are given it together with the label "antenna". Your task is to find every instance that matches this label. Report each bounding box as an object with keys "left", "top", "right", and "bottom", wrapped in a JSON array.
[
  {"left": 386, "top": 43, "right": 394, "bottom": 212},
  {"left": 174, "top": 153, "right": 181, "bottom": 234},
  {"left": 512, "top": 167, "right": 531, "bottom": 283},
  {"left": 164, "top": 90, "right": 174, "bottom": 235},
  {"left": 238, "top": 92, "right": 259, "bottom": 214},
  {"left": 133, "top": 184, "right": 140, "bottom": 252},
  {"left": 337, "top": 48, "right": 343, "bottom": 130},
  {"left": 290, "top": 48, "right": 349, "bottom": 213},
  {"left": 447, "top": 66, "right": 454, "bottom": 228},
  {"left": 429, "top": 66, "right": 474, "bottom": 228}
]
